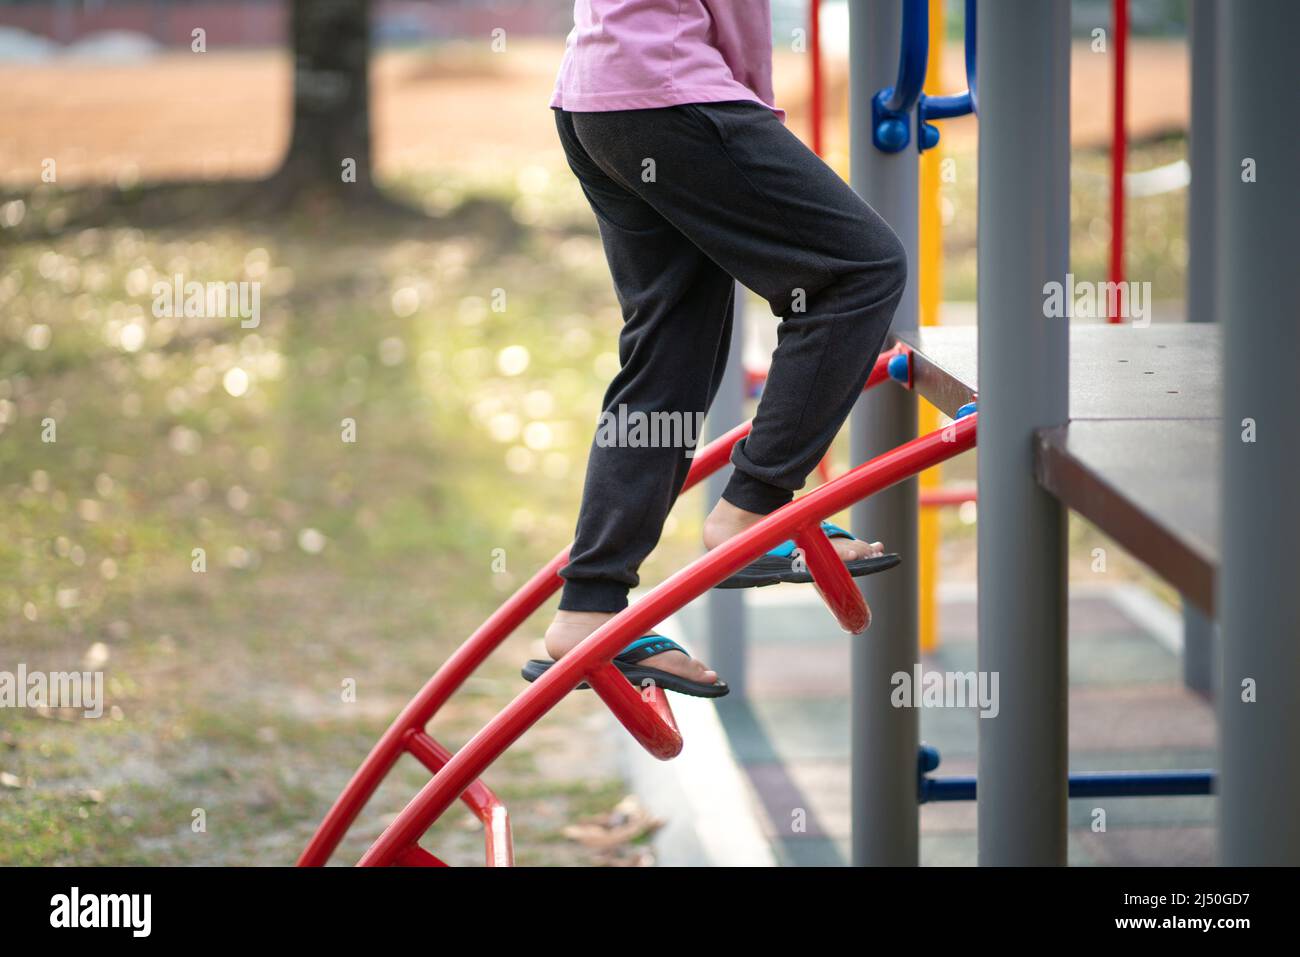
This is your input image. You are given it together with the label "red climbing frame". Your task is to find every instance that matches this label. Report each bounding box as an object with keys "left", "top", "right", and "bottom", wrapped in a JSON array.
[{"left": 298, "top": 344, "right": 977, "bottom": 867}]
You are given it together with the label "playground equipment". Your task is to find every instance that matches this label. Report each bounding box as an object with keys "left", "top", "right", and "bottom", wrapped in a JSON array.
[
  {"left": 808, "top": 0, "right": 824, "bottom": 155},
  {"left": 882, "top": 0, "right": 1295, "bottom": 866},
  {"left": 299, "top": 347, "right": 976, "bottom": 866},
  {"left": 872, "top": 0, "right": 976, "bottom": 154},
  {"left": 1110, "top": 0, "right": 1128, "bottom": 323},
  {"left": 301, "top": 0, "right": 1298, "bottom": 866},
  {"left": 795, "top": 0, "right": 975, "bottom": 654},
  {"left": 917, "top": 746, "right": 1215, "bottom": 803}
]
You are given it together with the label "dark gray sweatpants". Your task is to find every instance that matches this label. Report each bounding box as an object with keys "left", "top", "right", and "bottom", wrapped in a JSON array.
[{"left": 555, "top": 101, "right": 906, "bottom": 613}]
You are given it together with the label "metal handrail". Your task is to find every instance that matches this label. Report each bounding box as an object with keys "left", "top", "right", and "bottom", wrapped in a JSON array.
[
  {"left": 872, "top": 0, "right": 929, "bottom": 152},
  {"left": 917, "top": 0, "right": 978, "bottom": 152},
  {"left": 917, "top": 745, "right": 1215, "bottom": 803}
]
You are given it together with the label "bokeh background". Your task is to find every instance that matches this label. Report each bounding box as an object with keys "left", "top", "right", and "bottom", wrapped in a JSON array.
[{"left": 1, "top": 0, "right": 1194, "bottom": 865}]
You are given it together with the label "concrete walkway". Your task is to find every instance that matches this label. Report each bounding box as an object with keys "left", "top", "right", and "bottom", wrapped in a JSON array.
[{"left": 640, "top": 581, "right": 1216, "bottom": 866}]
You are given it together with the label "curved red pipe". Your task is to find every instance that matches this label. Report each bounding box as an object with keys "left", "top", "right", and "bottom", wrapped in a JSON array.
[
  {"left": 358, "top": 412, "right": 977, "bottom": 866},
  {"left": 299, "top": 349, "right": 903, "bottom": 866}
]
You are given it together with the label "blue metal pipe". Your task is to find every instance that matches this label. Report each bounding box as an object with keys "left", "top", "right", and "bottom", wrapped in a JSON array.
[
  {"left": 1067, "top": 771, "right": 1216, "bottom": 799},
  {"left": 917, "top": 0, "right": 978, "bottom": 152},
  {"left": 917, "top": 745, "right": 1216, "bottom": 803},
  {"left": 920, "top": 93, "right": 973, "bottom": 121},
  {"left": 871, "top": 0, "right": 929, "bottom": 152},
  {"left": 965, "top": 0, "right": 977, "bottom": 114},
  {"left": 880, "top": 0, "right": 929, "bottom": 114},
  {"left": 920, "top": 770, "right": 1216, "bottom": 803}
]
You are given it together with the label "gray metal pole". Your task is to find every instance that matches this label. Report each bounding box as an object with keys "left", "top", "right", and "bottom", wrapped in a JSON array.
[
  {"left": 1182, "top": 606, "right": 1215, "bottom": 696},
  {"left": 1187, "top": 0, "right": 1220, "bottom": 329},
  {"left": 1181, "top": 0, "right": 1220, "bottom": 698},
  {"left": 975, "top": 0, "right": 1071, "bottom": 866},
  {"left": 848, "top": 0, "right": 920, "bottom": 867},
  {"left": 705, "top": 285, "right": 748, "bottom": 696},
  {"left": 1216, "top": 0, "right": 1300, "bottom": 866}
]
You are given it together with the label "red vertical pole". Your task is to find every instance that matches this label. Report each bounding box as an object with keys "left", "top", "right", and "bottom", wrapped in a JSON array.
[
  {"left": 810, "top": 0, "right": 824, "bottom": 156},
  {"left": 809, "top": 0, "right": 831, "bottom": 481},
  {"left": 1109, "top": 0, "right": 1128, "bottom": 323}
]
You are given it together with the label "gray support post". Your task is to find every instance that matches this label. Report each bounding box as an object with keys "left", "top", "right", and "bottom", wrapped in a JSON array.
[
  {"left": 704, "top": 285, "right": 748, "bottom": 696},
  {"left": 975, "top": 0, "right": 1071, "bottom": 866},
  {"left": 1216, "top": 0, "right": 1300, "bottom": 866},
  {"left": 1181, "top": 0, "right": 1220, "bottom": 698},
  {"left": 1182, "top": 607, "right": 1215, "bottom": 696},
  {"left": 848, "top": 0, "right": 920, "bottom": 867}
]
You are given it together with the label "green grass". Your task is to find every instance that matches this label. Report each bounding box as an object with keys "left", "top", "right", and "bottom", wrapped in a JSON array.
[
  {"left": 940, "top": 134, "right": 1190, "bottom": 303},
  {"left": 0, "top": 170, "right": 652, "bottom": 866}
]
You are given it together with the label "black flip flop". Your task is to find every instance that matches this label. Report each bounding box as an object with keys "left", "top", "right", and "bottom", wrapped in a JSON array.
[
  {"left": 715, "top": 520, "right": 901, "bottom": 589},
  {"left": 522, "top": 635, "right": 729, "bottom": 698}
]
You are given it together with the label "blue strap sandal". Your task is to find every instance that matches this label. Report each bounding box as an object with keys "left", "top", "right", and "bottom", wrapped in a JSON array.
[
  {"left": 715, "top": 520, "right": 901, "bottom": 589},
  {"left": 522, "top": 634, "right": 729, "bottom": 698}
]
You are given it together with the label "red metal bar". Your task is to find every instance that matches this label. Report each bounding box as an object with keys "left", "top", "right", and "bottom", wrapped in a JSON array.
[
  {"left": 810, "top": 0, "right": 824, "bottom": 156},
  {"left": 297, "top": 419, "right": 754, "bottom": 866},
  {"left": 395, "top": 845, "right": 447, "bottom": 867},
  {"left": 815, "top": 454, "right": 835, "bottom": 484},
  {"left": 300, "top": 348, "right": 902, "bottom": 866},
  {"left": 919, "top": 485, "right": 977, "bottom": 507},
  {"left": 404, "top": 730, "right": 514, "bottom": 867},
  {"left": 295, "top": 549, "right": 569, "bottom": 866},
  {"left": 587, "top": 663, "right": 683, "bottom": 760},
  {"left": 794, "top": 523, "right": 871, "bottom": 633},
  {"left": 813, "top": 344, "right": 903, "bottom": 484},
  {"left": 748, "top": 343, "right": 901, "bottom": 399},
  {"left": 1109, "top": 0, "right": 1127, "bottom": 323},
  {"left": 682, "top": 419, "right": 751, "bottom": 488},
  {"left": 357, "top": 413, "right": 977, "bottom": 866}
]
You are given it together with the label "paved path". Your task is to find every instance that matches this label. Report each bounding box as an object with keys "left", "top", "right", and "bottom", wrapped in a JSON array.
[{"left": 668, "top": 582, "right": 1216, "bottom": 866}]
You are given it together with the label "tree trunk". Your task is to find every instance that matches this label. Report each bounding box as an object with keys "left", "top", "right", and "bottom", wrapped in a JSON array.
[{"left": 261, "top": 0, "right": 382, "bottom": 209}]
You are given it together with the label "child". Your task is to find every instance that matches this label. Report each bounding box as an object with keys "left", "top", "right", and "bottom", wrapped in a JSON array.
[{"left": 527, "top": 0, "right": 906, "bottom": 696}]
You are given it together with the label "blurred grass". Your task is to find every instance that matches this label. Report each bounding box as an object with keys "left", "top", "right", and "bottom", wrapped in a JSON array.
[
  {"left": 0, "top": 167, "right": 665, "bottom": 865},
  {"left": 939, "top": 134, "right": 1189, "bottom": 303}
]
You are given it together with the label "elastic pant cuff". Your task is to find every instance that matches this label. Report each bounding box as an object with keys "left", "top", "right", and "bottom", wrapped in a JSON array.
[
  {"left": 558, "top": 578, "right": 630, "bottom": 613},
  {"left": 721, "top": 468, "right": 795, "bottom": 515}
]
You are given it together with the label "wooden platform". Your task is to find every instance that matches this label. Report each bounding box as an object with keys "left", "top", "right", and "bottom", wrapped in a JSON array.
[{"left": 891, "top": 325, "right": 1220, "bottom": 613}]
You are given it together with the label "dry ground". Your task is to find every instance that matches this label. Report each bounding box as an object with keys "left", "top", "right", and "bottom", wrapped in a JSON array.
[{"left": 0, "top": 39, "right": 1188, "bottom": 187}]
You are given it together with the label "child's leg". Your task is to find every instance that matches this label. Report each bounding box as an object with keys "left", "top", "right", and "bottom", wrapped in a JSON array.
[
  {"left": 549, "top": 102, "right": 907, "bottom": 679},
  {"left": 569, "top": 102, "right": 908, "bottom": 526},
  {"left": 547, "top": 110, "right": 735, "bottom": 682}
]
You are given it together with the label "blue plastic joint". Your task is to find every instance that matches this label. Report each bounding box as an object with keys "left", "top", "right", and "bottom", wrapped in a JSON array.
[
  {"left": 955, "top": 401, "right": 977, "bottom": 419},
  {"left": 887, "top": 352, "right": 911, "bottom": 386},
  {"left": 872, "top": 91, "right": 912, "bottom": 153},
  {"left": 871, "top": 0, "right": 929, "bottom": 153},
  {"left": 916, "top": 744, "right": 940, "bottom": 802}
]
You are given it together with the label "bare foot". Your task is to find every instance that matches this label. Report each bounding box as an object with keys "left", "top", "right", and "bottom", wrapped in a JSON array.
[
  {"left": 543, "top": 610, "right": 718, "bottom": 685},
  {"left": 703, "top": 498, "right": 884, "bottom": 562}
]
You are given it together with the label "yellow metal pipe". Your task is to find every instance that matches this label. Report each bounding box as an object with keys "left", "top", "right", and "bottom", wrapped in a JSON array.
[{"left": 917, "top": 0, "right": 945, "bottom": 654}]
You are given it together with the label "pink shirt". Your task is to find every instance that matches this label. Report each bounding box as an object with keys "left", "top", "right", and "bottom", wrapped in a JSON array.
[{"left": 550, "top": 0, "right": 782, "bottom": 119}]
